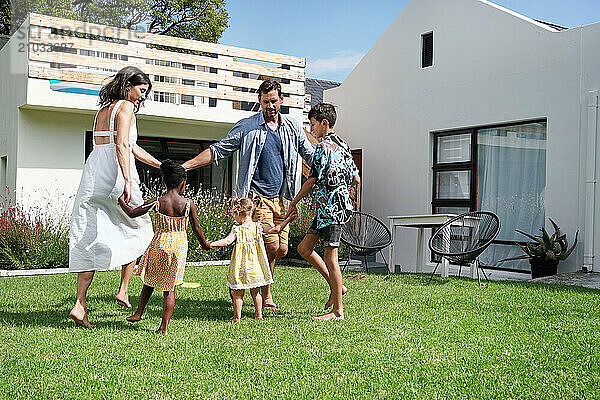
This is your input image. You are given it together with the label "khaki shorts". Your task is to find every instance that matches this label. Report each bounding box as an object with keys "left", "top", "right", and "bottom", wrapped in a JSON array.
[{"left": 252, "top": 196, "right": 289, "bottom": 246}]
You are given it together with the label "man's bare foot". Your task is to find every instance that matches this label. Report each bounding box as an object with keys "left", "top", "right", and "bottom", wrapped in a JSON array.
[
  {"left": 313, "top": 311, "right": 344, "bottom": 321},
  {"left": 126, "top": 314, "right": 141, "bottom": 323},
  {"left": 69, "top": 308, "right": 95, "bottom": 328},
  {"left": 324, "top": 285, "right": 348, "bottom": 310},
  {"left": 229, "top": 318, "right": 240, "bottom": 323}
]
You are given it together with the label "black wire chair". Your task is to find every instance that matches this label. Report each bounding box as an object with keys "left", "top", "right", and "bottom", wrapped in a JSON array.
[
  {"left": 427, "top": 211, "right": 500, "bottom": 285},
  {"left": 341, "top": 211, "right": 392, "bottom": 273}
]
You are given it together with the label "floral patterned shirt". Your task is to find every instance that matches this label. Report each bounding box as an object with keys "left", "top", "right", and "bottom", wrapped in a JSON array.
[{"left": 309, "top": 132, "right": 359, "bottom": 229}]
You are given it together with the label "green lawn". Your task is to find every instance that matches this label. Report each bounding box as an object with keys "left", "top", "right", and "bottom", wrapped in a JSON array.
[{"left": 1, "top": 266, "right": 600, "bottom": 399}]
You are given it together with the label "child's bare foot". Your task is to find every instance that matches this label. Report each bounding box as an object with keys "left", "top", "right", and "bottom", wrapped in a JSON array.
[
  {"left": 263, "top": 301, "right": 279, "bottom": 311},
  {"left": 324, "top": 285, "right": 347, "bottom": 310},
  {"left": 313, "top": 311, "right": 344, "bottom": 321},
  {"left": 69, "top": 307, "right": 95, "bottom": 328},
  {"left": 126, "top": 314, "right": 141, "bottom": 323},
  {"left": 156, "top": 326, "right": 168, "bottom": 335},
  {"left": 115, "top": 294, "right": 131, "bottom": 308}
]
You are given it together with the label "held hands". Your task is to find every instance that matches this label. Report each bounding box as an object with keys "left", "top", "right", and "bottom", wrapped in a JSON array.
[
  {"left": 286, "top": 208, "right": 298, "bottom": 222},
  {"left": 118, "top": 193, "right": 127, "bottom": 208},
  {"left": 122, "top": 181, "right": 132, "bottom": 204},
  {"left": 270, "top": 208, "right": 298, "bottom": 234},
  {"left": 285, "top": 203, "right": 298, "bottom": 220}
]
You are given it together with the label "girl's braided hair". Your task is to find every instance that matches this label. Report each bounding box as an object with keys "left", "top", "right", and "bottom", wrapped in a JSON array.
[{"left": 231, "top": 197, "right": 255, "bottom": 216}]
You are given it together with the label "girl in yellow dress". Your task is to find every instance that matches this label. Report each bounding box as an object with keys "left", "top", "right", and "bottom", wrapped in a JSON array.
[
  {"left": 211, "top": 198, "right": 296, "bottom": 322},
  {"left": 118, "top": 160, "right": 210, "bottom": 335}
]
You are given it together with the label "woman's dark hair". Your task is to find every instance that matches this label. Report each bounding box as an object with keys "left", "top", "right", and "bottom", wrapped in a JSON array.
[
  {"left": 160, "top": 159, "right": 187, "bottom": 190},
  {"left": 98, "top": 66, "right": 152, "bottom": 112}
]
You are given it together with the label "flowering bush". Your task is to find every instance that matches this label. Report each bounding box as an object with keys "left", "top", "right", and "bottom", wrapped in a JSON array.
[
  {"left": 0, "top": 181, "right": 347, "bottom": 270},
  {"left": 186, "top": 190, "right": 234, "bottom": 262},
  {"left": 0, "top": 194, "right": 69, "bottom": 270}
]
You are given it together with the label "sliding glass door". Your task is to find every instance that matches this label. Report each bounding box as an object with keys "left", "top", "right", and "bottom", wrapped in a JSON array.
[{"left": 432, "top": 120, "right": 547, "bottom": 271}]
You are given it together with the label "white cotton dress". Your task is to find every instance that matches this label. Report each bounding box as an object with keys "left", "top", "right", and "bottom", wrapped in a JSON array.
[{"left": 69, "top": 100, "right": 153, "bottom": 272}]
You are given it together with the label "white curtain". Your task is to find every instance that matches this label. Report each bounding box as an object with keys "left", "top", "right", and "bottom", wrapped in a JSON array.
[{"left": 477, "top": 123, "right": 547, "bottom": 271}]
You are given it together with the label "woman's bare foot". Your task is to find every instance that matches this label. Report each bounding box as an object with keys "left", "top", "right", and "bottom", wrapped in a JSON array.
[
  {"left": 115, "top": 294, "right": 131, "bottom": 308},
  {"left": 313, "top": 311, "right": 344, "bottom": 321},
  {"left": 324, "top": 285, "right": 348, "bottom": 310},
  {"left": 69, "top": 306, "right": 95, "bottom": 328},
  {"left": 126, "top": 314, "right": 141, "bottom": 323}
]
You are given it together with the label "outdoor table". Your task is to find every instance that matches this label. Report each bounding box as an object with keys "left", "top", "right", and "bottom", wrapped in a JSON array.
[{"left": 387, "top": 214, "right": 456, "bottom": 277}]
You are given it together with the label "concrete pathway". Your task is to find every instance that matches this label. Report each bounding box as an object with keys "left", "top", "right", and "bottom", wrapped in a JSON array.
[{"left": 532, "top": 271, "right": 600, "bottom": 290}]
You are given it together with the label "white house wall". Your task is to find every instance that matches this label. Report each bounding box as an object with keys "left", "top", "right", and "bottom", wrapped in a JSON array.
[
  {"left": 580, "top": 22, "right": 600, "bottom": 272},
  {"left": 0, "top": 29, "right": 28, "bottom": 205},
  {"left": 326, "top": 0, "right": 589, "bottom": 272}
]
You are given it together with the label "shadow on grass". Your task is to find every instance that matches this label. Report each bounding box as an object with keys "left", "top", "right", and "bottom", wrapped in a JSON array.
[
  {"left": 382, "top": 272, "right": 450, "bottom": 286},
  {"left": 86, "top": 294, "right": 236, "bottom": 321},
  {"left": 0, "top": 307, "right": 147, "bottom": 330},
  {"left": 0, "top": 295, "right": 239, "bottom": 328}
]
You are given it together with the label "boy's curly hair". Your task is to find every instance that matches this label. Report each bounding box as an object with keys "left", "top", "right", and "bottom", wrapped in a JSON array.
[{"left": 231, "top": 197, "right": 255, "bottom": 216}]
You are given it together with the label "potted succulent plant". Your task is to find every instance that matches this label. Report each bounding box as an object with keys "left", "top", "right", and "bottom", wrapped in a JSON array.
[{"left": 500, "top": 219, "right": 578, "bottom": 279}]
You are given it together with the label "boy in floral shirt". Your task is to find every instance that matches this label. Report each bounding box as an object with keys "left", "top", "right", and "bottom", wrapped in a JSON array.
[{"left": 287, "top": 102, "right": 360, "bottom": 320}]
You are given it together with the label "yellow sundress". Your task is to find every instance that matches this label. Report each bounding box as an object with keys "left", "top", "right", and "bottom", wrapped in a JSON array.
[
  {"left": 137, "top": 200, "right": 190, "bottom": 291},
  {"left": 227, "top": 222, "right": 273, "bottom": 290}
]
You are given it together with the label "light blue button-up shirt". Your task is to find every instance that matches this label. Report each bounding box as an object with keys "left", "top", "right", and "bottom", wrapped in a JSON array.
[{"left": 210, "top": 112, "right": 315, "bottom": 200}]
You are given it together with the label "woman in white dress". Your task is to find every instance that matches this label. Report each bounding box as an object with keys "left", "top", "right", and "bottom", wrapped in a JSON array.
[{"left": 69, "top": 66, "right": 160, "bottom": 327}]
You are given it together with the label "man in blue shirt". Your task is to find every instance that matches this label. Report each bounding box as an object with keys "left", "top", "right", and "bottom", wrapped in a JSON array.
[{"left": 182, "top": 79, "right": 314, "bottom": 310}]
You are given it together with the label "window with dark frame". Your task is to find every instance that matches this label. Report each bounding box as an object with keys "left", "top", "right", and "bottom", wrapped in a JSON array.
[
  {"left": 432, "top": 130, "right": 476, "bottom": 215},
  {"left": 421, "top": 32, "right": 433, "bottom": 68},
  {"left": 181, "top": 94, "right": 195, "bottom": 106},
  {"left": 431, "top": 120, "right": 548, "bottom": 272}
]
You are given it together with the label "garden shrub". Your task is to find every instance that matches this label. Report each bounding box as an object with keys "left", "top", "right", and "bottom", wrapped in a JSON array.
[
  {"left": 0, "top": 182, "right": 347, "bottom": 269},
  {"left": 0, "top": 201, "right": 69, "bottom": 270},
  {"left": 186, "top": 190, "right": 234, "bottom": 262}
]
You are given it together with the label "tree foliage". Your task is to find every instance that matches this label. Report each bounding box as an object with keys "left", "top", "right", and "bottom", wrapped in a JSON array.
[
  {"left": 2, "top": 0, "right": 229, "bottom": 42},
  {"left": 1, "top": 0, "right": 11, "bottom": 35},
  {"left": 147, "top": 0, "right": 228, "bottom": 43}
]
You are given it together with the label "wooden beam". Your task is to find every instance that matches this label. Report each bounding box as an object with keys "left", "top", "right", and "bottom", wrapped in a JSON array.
[
  {"left": 29, "top": 13, "right": 306, "bottom": 67},
  {"left": 28, "top": 65, "right": 304, "bottom": 108},
  {"left": 29, "top": 50, "right": 305, "bottom": 95},
  {"left": 30, "top": 31, "right": 305, "bottom": 82}
]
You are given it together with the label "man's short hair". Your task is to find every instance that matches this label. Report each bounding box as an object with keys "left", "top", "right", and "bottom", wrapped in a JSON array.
[
  {"left": 258, "top": 79, "right": 282, "bottom": 98},
  {"left": 308, "top": 102, "right": 337, "bottom": 128}
]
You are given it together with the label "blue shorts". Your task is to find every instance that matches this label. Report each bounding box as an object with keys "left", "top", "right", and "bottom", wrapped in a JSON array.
[{"left": 307, "top": 218, "right": 342, "bottom": 248}]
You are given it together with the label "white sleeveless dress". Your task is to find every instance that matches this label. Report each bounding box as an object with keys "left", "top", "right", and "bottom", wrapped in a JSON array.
[{"left": 69, "top": 100, "right": 154, "bottom": 272}]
